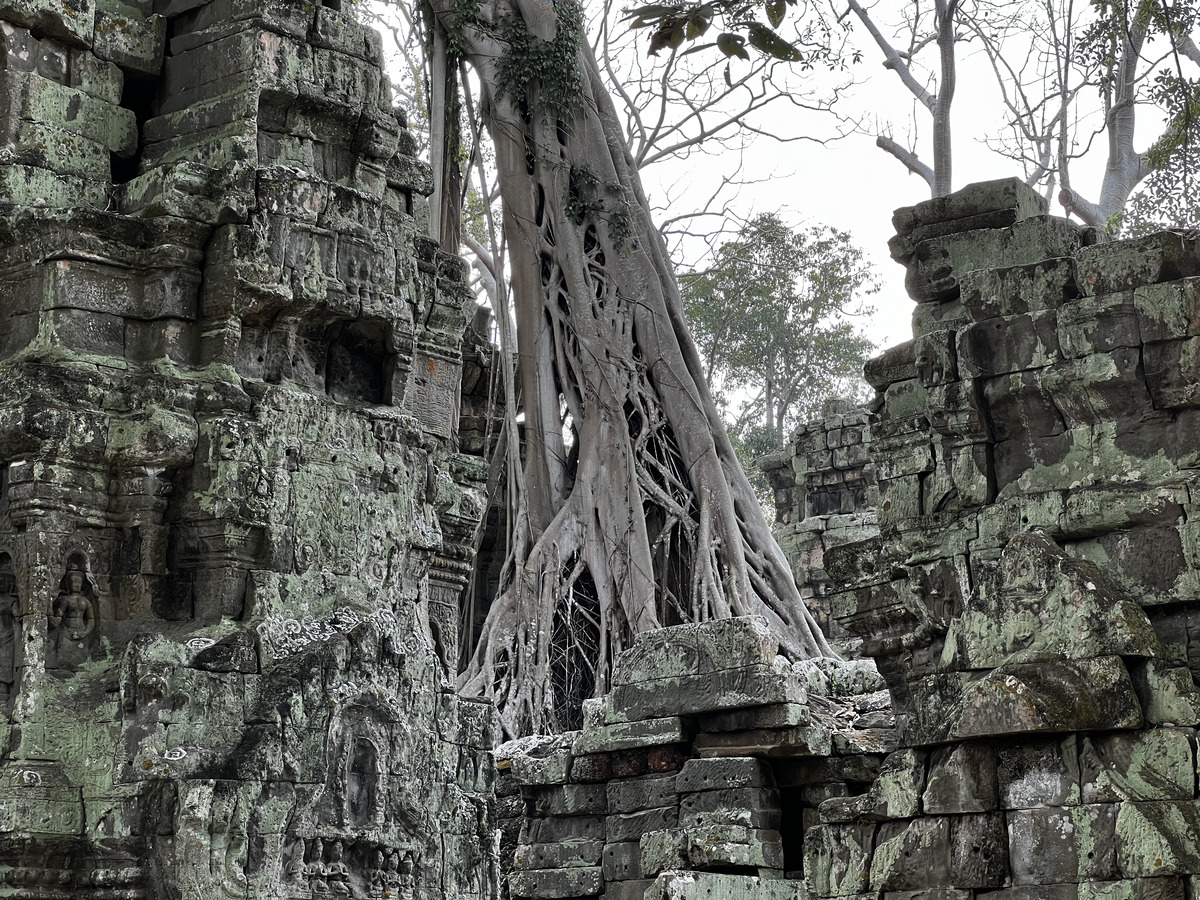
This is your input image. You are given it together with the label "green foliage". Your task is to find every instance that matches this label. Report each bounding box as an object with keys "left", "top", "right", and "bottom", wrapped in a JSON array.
[
  {"left": 624, "top": 0, "right": 848, "bottom": 66},
  {"left": 681, "top": 213, "right": 876, "bottom": 508},
  {"left": 1119, "top": 72, "right": 1200, "bottom": 234},
  {"left": 1079, "top": 0, "right": 1200, "bottom": 233},
  {"left": 498, "top": 0, "right": 585, "bottom": 122}
]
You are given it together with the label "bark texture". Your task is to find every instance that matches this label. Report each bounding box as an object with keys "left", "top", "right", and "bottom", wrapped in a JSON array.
[{"left": 439, "top": 0, "right": 834, "bottom": 737}]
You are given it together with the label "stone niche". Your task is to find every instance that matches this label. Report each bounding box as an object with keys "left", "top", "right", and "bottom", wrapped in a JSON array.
[{"left": 0, "top": 0, "right": 496, "bottom": 896}]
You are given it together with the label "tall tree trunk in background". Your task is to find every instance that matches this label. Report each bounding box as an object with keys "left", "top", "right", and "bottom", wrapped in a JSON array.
[{"left": 432, "top": 0, "right": 834, "bottom": 738}]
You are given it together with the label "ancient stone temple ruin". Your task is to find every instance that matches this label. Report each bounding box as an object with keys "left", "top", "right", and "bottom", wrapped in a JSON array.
[
  {"left": 0, "top": 0, "right": 495, "bottom": 895},
  {"left": 499, "top": 182, "right": 1200, "bottom": 900},
  {"left": 4, "top": 0, "right": 1200, "bottom": 893}
]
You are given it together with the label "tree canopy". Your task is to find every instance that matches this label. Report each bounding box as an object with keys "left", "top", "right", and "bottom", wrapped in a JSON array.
[{"left": 683, "top": 213, "right": 875, "bottom": 445}]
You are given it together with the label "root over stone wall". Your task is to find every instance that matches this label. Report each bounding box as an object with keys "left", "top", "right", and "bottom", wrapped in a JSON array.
[{"left": 500, "top": 179, "right": 1200, "bottom": 900}]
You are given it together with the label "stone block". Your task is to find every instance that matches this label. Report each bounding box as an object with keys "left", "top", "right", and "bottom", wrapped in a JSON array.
[
  {"left": 508, "top": 866, "right": 602, "bottom": 899},
  {"left": 924, "top": 742, "right": 998, "bottom": 814},
  {"left": 520, "top": 815, "right": 605, "bottom": 845},
  {"left": 901, "top": 215, "right": 1084, "bottom": 304},
  {"left": 1079, "top": 881, "right": 1185, "bottom": 900},
  {"left": 93, "top": 10, "right": 166, "bottom": 75},
  {"left": 1077, "top": 231, "right": 1200, "bottom": 296},
  {"left": 608, "top": 774, "right": 678, "bottom": 814},
  {"left": 1115, "top": 800, "right": 1200, "bottom": 876},
  {"left": 608, "top": 806, "right": 679, "bottom": 843},
  {"left": 1057, "top": 291, "right": 1141, "bottom": 358},
  {"left": 696, "top": 702, "right": 810, "bottom": 732},
  {"left": 508, "top": 735, "right": 574, "bottom": 786},
  {"left": 531, "top": 783, "right": 608, "bottom": 817},
  {"left": 871, "top": 818, "right": 953, "bottom": 891},
  {"left": 1080, "top": 728, "right": 1195, "bottom": 803},
  {"left": 887, "top": 891, "right": 973, "bottom": 900},
  {"left": 958, "top": 310, "right": 1061, "bottom": 377},
  {"left": 892, "top": 178, "right": 1048, "bottom": 239},
  {"left": 647, "top": 871, "right": 807, "bottom": 900},
  {"left": 951, "top": 813, "right": 1008, "bottom": 888},
  {"left": 573, "top": 716, "right": 688, "bottom": 755},
  {"left": 1135, "top": 277, "right": 1200, "bottom": 342},
  {"left": 999, "top": 736, "right": 1082, "bottom": 808},
  {"left": 686, "top": 824, "right": 783, "bottom": 869},
  {"left": 611, "top": 616, "right": 780, "bottom": 686},
  {"left": 607, "top": 879, "right": 658, "bottom": 900},
  {"left": 820, "top": 749, "right": 924, "bottom": 822},
  {"left": 513, "top": 839, "right": 604, "bottom": 870},
  {"left": 942, "top": 531, "right": 1159, "bottom": 671},
  {"left": 603, "top": 840, "right": 642, "bottom": 881},
  {"left": 693, "top": 724, "right": 831, "bottom": 758},
  {"left": 978, "top": 886, "right": 1080, "bottom": 900},
  {"left": 640, "top": 828, "right": 688, "bottom": 876},
  {"left": 676, "top": 757, "right": 775, "bottom": 793},
  {"left": 1144, "top": 337, "right": 1200, "bottom": 408},
  {"left": 1130, "top": 660, "right": 1200, "bottom": 726},
  {"left": 805, "top": 822, "right": 875, "bottom": 896},
  {"left": 1008, "top": 803, "right": 1119, "bottom": 884},
  {"left": 865, "top": 340, "right": 918, "bottom": 391},
  {"left": 955, "top": 657, "right": 1143, "bottom": 739},
  {"left": 960, "top": 256, "right": 1079, "bottom": 320},
  {"left": 1041, "top": 348, "right": 1155, "bottom": 427},
  {"left": 679, "top": 787, "right": 781, "bottom": 830}
]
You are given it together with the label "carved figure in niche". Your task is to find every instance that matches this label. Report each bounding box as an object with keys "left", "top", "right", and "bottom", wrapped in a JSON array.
[
  {"left": 306, "top": 837, "right": 328, "bottom": 894},
  {"left": 327, "top": 840, "right": 350, "bottom": 896},
  {"left": 47, "top": 559, "right": 96, "bottom": 671},
  {"left": 0, "top": 556, "right": 20, "bottom": 698}
]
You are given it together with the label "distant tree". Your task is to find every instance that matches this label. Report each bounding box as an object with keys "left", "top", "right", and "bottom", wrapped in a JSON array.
[{"left": 682, "top": 214, "right": 876, "bottom": 505}]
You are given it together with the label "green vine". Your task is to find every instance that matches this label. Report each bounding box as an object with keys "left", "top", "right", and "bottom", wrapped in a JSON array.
[
  {"left": 563, "top": 164, "right": 639, "bottom": 254},
  {"left": 497, "top": 0, "right": 585, "bottom": 123}
]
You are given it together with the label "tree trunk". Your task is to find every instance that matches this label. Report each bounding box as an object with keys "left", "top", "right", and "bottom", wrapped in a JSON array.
[{"left": 436, "top": 0, "right": 834, "bottom": 737}]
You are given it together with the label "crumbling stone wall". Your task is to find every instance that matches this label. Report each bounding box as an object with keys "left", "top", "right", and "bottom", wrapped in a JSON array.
[
  {"left": 0, "top": 0, "right": 496, "bottom": 896},
  {"left": 761, "top": 399, "right": 877, "bottom": 645},
  {"left": 500, "top": 179, "right": 1200, "bottom": 900}
]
